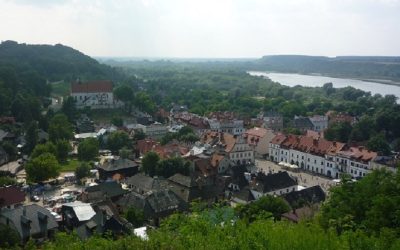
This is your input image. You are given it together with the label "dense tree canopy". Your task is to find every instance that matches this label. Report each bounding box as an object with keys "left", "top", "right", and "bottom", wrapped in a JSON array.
[
  {"left": 26, "top": 153, "right": 60, "bottom": 183},
  {"left": 48, "top": 114, "right": 73, "bottom": 142},
  {"left": 78, "top": 138, "right": 99, "bottom": 161}
]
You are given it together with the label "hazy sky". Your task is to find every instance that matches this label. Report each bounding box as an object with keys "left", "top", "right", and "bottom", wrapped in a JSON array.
[{"left": 1, "top": 0, "right": 400, "bottom": 58}]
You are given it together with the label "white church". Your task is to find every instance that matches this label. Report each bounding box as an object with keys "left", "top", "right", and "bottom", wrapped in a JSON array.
[{"left": 70, "top": 80, "right": 118, "bottom": 109}]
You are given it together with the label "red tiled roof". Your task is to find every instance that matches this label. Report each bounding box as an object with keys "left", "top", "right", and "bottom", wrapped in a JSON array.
[
  {"left": 0, "top": 186, "right": 25, "bottom": 207},
  {"left": 271, "top": 134, "right": 287, "bottom": 145},
  {"left": 339, "top": 146, "right": 378, "bottom": 162},
  {"left": 71, "top": 80, "right": 113, "bottom": 93},
  {"left": 137, "top": 139, "right": 159, "bottom": 155},
  {"left": 211, "top": 154, "right": 225, "bottom": 168}
]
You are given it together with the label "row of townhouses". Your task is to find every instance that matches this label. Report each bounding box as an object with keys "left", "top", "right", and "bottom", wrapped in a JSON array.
[{"left": 269, "top": 134, "right": 393, "bottom": 179}]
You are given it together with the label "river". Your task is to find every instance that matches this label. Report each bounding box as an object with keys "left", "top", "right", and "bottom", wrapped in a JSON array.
[{"left": 248, "top": 71, "right": 400, "bottom": 100}]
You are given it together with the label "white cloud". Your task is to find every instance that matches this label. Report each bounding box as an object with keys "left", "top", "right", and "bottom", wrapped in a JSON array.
[{"left": 0, "top": 0, "right": 399, "bottom": 57}]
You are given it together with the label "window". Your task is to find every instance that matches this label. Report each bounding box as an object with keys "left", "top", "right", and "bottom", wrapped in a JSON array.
[
  {"left": 286, "top": 189, "right": 289, "bottom": 192},
  {"left": 314, "top": 160, "right": 317, "bottom": 164}
]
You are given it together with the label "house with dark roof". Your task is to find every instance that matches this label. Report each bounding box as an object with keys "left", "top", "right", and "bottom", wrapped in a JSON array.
[
  {"left": 80, "top": 182, "right": 127, "bottom": 203},
  {"left": 250, "top": 172, "right": 298, "bottom": 199},
  {"left": 116, "top": 189, "right": 184, "bottom": 225},
  {"left": 293, "top": 116, "right": 314, "bottom": 132},
  {"left": 230, "top": 188, "right": 255, "bottom": 205},
  {"left": 167, "top": 173, "right": 203, "bottom": 203},
  {"left": 97, "top": 157, "right": 139, "bottom": 180},
  {"left": 0, "top": 186, "right": 25, "bottom": 208},
  {"left": 70, "top": 80, "right": 117, "bottom": 108},
  {"left": 123, "top": 173, "right": 167, "bottom": 195},
  {"left": 61, "top": 201, "right": 96, "bottom": 229},
  {"left": 0, "top": 204, "right": 58, "bottom": 243},
  {"left": 282, "top": 185, "right": 325, "bottom": 208},
  {"left": 75, "top": 201, "right": 130, "bottom": 240}
]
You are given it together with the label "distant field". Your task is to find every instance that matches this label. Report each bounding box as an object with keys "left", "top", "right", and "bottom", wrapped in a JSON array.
[{"left": 51, "top": 81, "right": 70, "bottom": 97}]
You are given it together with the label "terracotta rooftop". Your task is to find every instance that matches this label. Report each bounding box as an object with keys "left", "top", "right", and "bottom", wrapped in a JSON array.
[
  {"left": 270, "top": 134, "right": 287, "bottom": 145},
  {"left": 71, "top": 80, "right": 113, "bottom": 93},
  {"left": 0, "top": 186, "right": 25, "bottom": 207},
  {"left": 339, "top": 146, "right": 378, "bottom": 162}
]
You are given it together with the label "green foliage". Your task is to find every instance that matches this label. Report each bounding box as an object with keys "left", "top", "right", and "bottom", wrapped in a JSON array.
[
  {"left": 161, "top": 126, "right": 199, "bottom": 145},
  {"left": 367, "top": 133, "right": 391, "bottom": 155},
  {"left": 75, "top": 162, "right": 91, "bottom": 181},
  {"left": 0, "top": 224, "right": 20, "bottom": 248},
  {"left": 0, "top": 40, "right": 121, "bottom": 82},
  {"left": 141, "top": 151, "right": 160, "bottom": 177},
  {"left": 156, "top": 157, "right": 191, "bottom": 178},
  {"left": 107, "top": 131, "right": 130, "bottom": 153},
  {"left": 235, "top": 195, "right": 290, "bottom": 222},
  {"left": 319, "top": 169, "right": 400, "bottom": 235},
  {"left": 324, "top": 122, "right": 353, "bottom": 143},
  {"left": 31, "top": 142, "right": 57, "bottom": 159},
  {"left": 1, "top": 141, "right": 18, "bottom": 161},
  {"left": 48, "top": 114, "right": 73, "bottom": 142},
  {"left": 0, "top": 176, "right": 17, "bottom": 187},
  {"left": 132, "top": 129, "right": 146, "bottom": 141},
  {"left": 55, "top": 140, "right": 71, "bottom": 163},
  {"left": 26, "top": 152, "right": 60, "bottom": 183},
  {"left": 142, "top": 152, "right": 189, "bottom": 178},
  {"left": 124, "top": 207, "right": 145, "bottom": 227},
  {"left": 61, "top": 96, "right": 77, "bottom": 122},
  {"left": 111, "top": 116, "right": 123, "bottom": 127},
  {"left": 78, "top": 137, "right": 99, "bottom": 161},
  {"left": 25, "top": 120, "right": 38, "bottom": 153}
]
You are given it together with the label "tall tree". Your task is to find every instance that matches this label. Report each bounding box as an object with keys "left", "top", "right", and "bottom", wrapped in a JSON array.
[
  {"left": 26, "top": 153, "right": 60, "bottom": 183},
  {"left": 107, "top": 131, "right": 130, "bottom": 153},
  {"left": 141, "top": 151, "right": 160, "bottom": 177},
  {"left": 25, "top": 121, "right": 38, "bottom": 154},
  {"left": 78, "top": 138, "right": 99, "bottom": 161},
  {"left": 61, "top": 96, "right": 77, "bottom": 122},
  {"left": 48, "top": 114, "right": 73, "bottom": 142}
]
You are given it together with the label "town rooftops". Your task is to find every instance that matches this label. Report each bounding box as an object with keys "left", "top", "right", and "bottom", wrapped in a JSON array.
[
  {"left": 282, "top": 185, "right": 325, "bottom": 207},
  {"left": 338, "top": 146, "right": 378, "bottom": 162},
  {"left": 71, "top": 80, "right": 113, "bottom": 93},
  {"left": 253, "top": 172, "right": 297, "bottom": 193},
  {"left": 0, "top": 186, "right": 25, "bottom": 207},
  {"left": 63, "top": 201, "right": 96, "bottom": 221},
  {"left": 0, "top": 204, "right": 58, "bottom": 240},
  {"left": 98, "top": 158, "right": 139, "bottom": 172},
  {"left": 168, "top": 173, "right": 198, "bottom": 188}
]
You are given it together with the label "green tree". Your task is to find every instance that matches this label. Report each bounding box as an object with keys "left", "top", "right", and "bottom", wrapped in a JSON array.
[
  {"left": 48, "top": 114, "right": 73, "bottom": 142},
  {"left": 31, "top": 142, "right": 57, "bottom": 159},
  {"left": 26, "top": 153, "right": 60, "bottom": 183},
  {"left": 78, "top": 138, "right": 99, "bottom": 161},
  {"left": 124, "top": 207, "right": 145, "bottom": 227},
  {"left": 133, "top": 129, "right": 146, "bottom": 141},
  {"left": 55, "top": 140, "right": 71, "bottom": 163},
  {"left": 1, "top": 141, "right": 18, "bottom": 161},
  {"left": 0, "top": 176, "right": 17, "bottom": 187},
  {"left": 235, "top": 195, "right": 290, "bottom": 222},
  {"left": 75, "top": 162, "right": 91, "bottom": 182},
  {"left": 107, "top": 131, "right": 130, "bottom": 153},
  {"left": 114, "top": 85, "right": 134, "bottom": 112},
  {"left": 141, "top": 151, "right": 160, "bottom": 177},
  {"left": 111, "top": 116, "right": 123, "bottom": 127},
  {"left": 319, "top": 169, "right": 400, "bottom": 235},
  {"left": 25, "top": 120, "right": 38, "bottom": 153},
  {"left": 0, "top": 224, "right": 20, "bottom": 248},
  {"left": 61, "top": 96, "right": 77, "bottom": 122},
  {"left": 324, "top": 122, "right": 353, "bottom": 143},
  {"left": 367, "top": 133, "right": 391, "bottom": 155},
  {"left": 156, "top": 157, "right": 190, "bottom": 178}
]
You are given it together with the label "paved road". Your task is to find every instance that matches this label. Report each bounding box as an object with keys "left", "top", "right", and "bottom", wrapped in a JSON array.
[{"left": 255, "top": 159, "right": 336, "bottom": 193}]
